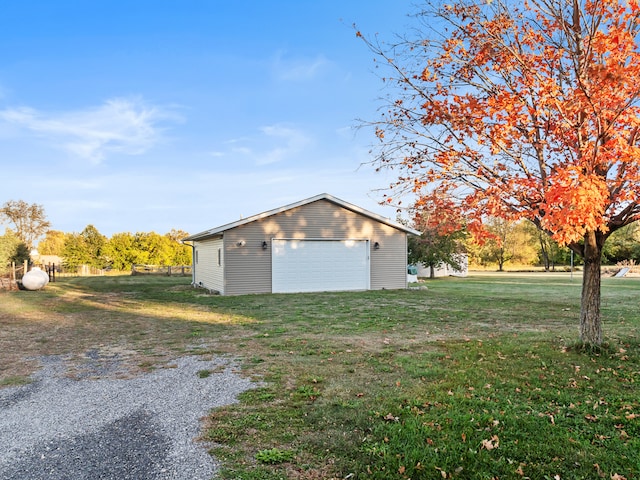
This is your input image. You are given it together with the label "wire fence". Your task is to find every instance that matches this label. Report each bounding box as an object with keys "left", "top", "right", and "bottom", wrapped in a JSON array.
[
  {"left": 131, "top": 265, "right": 193, "bottom": 276},
  {"left": 0, "top": 262, "right": 104, "bottom": 290},
  {"left": 1, "top": 263, "right": 194, "bottom": 289}
]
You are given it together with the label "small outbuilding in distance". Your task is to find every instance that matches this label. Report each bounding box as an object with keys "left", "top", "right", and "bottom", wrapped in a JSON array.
[{"left": 182, "top": 193, "right": 420, "bottom": 295}]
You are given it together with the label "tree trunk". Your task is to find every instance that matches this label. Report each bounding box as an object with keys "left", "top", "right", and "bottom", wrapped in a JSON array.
[
  {"left": 430, "top": 265, "right": 435, "bottom": 279},
  {"left": 580, "top": 231, "right": 604, "bottom": 346},
  {"left": 497, "top": 247, "right": 505, "bottom": 271},
  {"left": 538, "top": 234, "right": 550, "bottom": 271}
]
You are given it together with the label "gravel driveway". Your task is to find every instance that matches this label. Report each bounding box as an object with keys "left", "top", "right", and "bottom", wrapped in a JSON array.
[{"left": 0, "top": 353, "right": 255, "bottom": 480}]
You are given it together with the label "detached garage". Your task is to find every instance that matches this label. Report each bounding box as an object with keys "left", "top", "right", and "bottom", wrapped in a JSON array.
[{"left": 183, "top": 193, "right": 420, "bottom": 295}]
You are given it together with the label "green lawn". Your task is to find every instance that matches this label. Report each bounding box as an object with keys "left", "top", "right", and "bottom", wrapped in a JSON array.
[{"left": 1, "top": 273, "right": 638, "bottom": 479}]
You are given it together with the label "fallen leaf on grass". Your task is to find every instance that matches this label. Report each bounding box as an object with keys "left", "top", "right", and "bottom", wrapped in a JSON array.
[
  {"left": 538, "top": 412, "right": 555, "bottom": 424},
  {"left": 481, "top": 435, "right": 499, "bottom": 451},
  {"left": 435, "top": 466, "right": 447, "bottom": 478},
  {"left": 383, "top": 413, "right": 399, "bottom": 422}
]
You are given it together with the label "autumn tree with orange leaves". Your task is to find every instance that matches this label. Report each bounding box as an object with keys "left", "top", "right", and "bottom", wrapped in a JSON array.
[
  {"left": 408, "top": 195, "right": 468, "bottom": 278},
  {"left": 359, "top": 0, "right": 640, "bottom": 346}
]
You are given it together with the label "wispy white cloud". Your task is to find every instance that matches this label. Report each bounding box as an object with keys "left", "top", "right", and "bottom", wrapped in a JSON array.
[
  {"left": 271, "top": 51, "right": 330, "bottom": 81},
  {"left": 0, "top": 97, "right": 180, "bottom": 164},
  {"left": 212, "top": 124, "right": 313, "bottom": 166},
  {"left": 230, "top": 146, "right": 253, "bottom": 156},
  {"left": 256, "top": 124, "right": 312, "bottom": 165}
]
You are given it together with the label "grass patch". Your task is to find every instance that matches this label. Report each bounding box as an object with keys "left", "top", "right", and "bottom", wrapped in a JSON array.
[
  {"left": 359, "top": 339, "right": 639, "bottom": 478},
  {"left": 1, "top": 273, "right": 639, "bottom": 479},
  {"left": 256, "top": 448, "right": 296, "bottom": 465},
  {"left": 0, "top": 375, "right": 31, "bottom": 387}
]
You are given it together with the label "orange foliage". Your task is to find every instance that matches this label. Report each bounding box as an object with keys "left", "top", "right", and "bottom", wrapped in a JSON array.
[
  {"left": 541, "top": 167, "right": 610, "bottom": 245},
  {"left": 412, "top": 192, "right": 465, "bottom": 236},
  {"left": 365, "top": 0, "right": 640, "bottom": 246}
]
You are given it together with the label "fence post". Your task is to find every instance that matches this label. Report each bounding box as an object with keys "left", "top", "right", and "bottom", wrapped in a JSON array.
[{"left": 46, "top": 263, "right": 56, "bottom": 282}]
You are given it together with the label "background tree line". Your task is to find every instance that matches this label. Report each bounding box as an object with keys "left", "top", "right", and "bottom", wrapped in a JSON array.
[
  {"left": 409, "top": 215, "right": 640, "bottom": 273},
  {"left": 38, "top": 226, "right": 192, "bottom": 271},
  {"left": 0, "top": 199, "right": 191, "bottom": 273}
]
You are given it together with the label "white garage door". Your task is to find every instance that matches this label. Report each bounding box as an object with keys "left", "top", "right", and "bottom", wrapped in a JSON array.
[{"left": 272, "top": 239, "right": 370, "bottom": 293}]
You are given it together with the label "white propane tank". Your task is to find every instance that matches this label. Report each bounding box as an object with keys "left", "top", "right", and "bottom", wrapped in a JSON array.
[{"left": 21, "top": 268, "right": 49, "bottom": 290}]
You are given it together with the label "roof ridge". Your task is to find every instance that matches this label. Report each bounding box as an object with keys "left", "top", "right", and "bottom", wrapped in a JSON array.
[{"left": 183, "top": 193, "right": 420, "bottom": 241}]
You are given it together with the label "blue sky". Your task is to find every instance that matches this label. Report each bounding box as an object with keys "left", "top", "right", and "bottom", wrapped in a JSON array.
[{"left": 0, "top": 1, "right": 416, "bottom": 239}]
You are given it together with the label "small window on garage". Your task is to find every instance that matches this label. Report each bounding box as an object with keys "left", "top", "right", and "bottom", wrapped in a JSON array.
[
  {"left": 218, "top": 248, "right": 222, "bottom": 266},
  {"left": 195, "top": 249, "right": 198, "bottom": 264}
]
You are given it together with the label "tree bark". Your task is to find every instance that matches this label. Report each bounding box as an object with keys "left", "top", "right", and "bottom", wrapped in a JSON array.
[
  {"left": 580, "top": 231, "right": 604, "bottom": 346},
  {"left": 538, "top": 234, "right": 550, "bottom": 271}
]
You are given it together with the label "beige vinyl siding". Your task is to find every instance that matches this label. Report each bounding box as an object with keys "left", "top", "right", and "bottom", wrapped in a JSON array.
[
  {"left": 194, "top": 237, "right": 224, "bottom": 294},
  {"left": 223, "top": 227, "right": 272, "bottom": 296},
  {"left": 222, "top": 199, "right": 408, "bottom": 295},
  {"left": 369, "top": 225, "right": 408, "bottom": 290}
]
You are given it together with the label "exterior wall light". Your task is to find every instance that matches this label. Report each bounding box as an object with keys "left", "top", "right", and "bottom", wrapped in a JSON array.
[
  {"left": 374, "top": 242, "right": 380, "bottom": 250},
  {"left": 237, "top": 240, "right": 246, "bottom": 247},
  {"left": 262, "top": 241, "right": 268, "bottom": 250}
]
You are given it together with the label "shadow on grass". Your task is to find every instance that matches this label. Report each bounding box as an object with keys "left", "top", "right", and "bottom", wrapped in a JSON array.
[{"left": 1, "top": 273, "right": 639, "bottom": 479}]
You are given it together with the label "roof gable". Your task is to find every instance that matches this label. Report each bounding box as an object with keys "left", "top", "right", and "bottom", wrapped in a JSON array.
[{"left": 183, "top": 193, "right": 420, "bottom": 241}]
